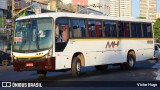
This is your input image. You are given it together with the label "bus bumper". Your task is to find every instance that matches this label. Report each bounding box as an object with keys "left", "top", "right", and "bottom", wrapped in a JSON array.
[{"left": 13, "top": 57, "right": 55, "bottom": 71}]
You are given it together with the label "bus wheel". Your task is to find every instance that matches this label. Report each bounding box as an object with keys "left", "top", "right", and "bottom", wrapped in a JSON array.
[
  {"left": 2, "top": 60, "right": 8, "bottom": 66},
  {"left": 37, "top": 71, "right": 47, "bottom": 77},
  {"left": 71, "top": 57, "right": 81, "bottom": 77},
  {"left": 95, "top": 65, "right": 108, "bottom": 71},
  {"left": 126, "top": 53, "right": 135, "bottom": 70}
]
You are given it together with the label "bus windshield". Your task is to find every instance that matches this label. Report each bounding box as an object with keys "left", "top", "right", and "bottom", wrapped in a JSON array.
[{"left": 13, "top": 18, "right": 53, "bottom": 52}]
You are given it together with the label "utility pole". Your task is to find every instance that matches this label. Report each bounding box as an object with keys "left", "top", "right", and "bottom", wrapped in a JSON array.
[
  {"left": 11, "top": 0, "right": 32, "bottom": 33},
  {"left": 11, "top": 0, "right": 15, "bottom": 59},
  {"left": 11, "top": 0, "right": 15, "bottom": 35},
  {"left": 50, "top": 0, "right": 57, "bottom": 11},
  {"left": 11, "top": 0, "right": 32, "bottom": 59}
]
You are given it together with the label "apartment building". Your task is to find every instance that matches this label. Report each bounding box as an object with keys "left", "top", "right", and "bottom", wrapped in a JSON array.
[
  {"left": 140, "top": 0, "right": 157, "bottom": 20},
  {"left": 110, "top": 0, "right": 132, "bottom": 17}
]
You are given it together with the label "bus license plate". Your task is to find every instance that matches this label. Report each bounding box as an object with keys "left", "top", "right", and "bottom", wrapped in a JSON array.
[{"left": 26, "top": 63, "right": 34, "bottom": 67}]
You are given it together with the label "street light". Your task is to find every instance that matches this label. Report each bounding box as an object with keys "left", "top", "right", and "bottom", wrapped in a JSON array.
[{"left": 77, "top": 4, "right": 89, "bottom": 13}]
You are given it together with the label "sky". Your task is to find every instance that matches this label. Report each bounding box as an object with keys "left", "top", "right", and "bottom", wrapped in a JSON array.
[{"left": 132, "top": 0, "right": 160, "bottom": 17}]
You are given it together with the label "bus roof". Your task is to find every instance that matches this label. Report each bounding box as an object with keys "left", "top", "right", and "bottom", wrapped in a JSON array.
[{"left": 16, "top": 12, "right": 152, "bottom": 23}]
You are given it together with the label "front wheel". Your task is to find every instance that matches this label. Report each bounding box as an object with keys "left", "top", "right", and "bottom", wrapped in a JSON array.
[
  {"left": 71, "top": 57, "right": 81, "bottom": 77},
  {"left": 120, "top": 53, "right": 135, "bottom": 70},
  {"left": 126, "top": 54, "right": 135, "bottom": 70}
]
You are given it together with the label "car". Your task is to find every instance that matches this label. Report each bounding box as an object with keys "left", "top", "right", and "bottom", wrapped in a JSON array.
[
  {"left": 154, "top": 44, "right": 160, "bottom": 60},
  {"left": 0, "top": 51, "right": 11, "bottom": 66}
]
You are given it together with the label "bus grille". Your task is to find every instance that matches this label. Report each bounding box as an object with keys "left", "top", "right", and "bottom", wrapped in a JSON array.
[{"left": 17, "top": 57, "right": 44, "bottom": 62}]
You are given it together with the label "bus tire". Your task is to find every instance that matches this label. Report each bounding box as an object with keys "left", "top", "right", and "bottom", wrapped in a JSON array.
[
  {"left": 95, "top": 65, "right": 108, "bottom": 71},
  {"left": 2, "top": 59, "right": 8, "bottom": 66},
  {"left": 126, "top": 53, "right": 135, "bottom": 70},
  {"left": 71, "top": 57, "right": 81, "bottom": 77},
  {"left": 37, "top": 71, "right": 47, "bottom": 77}
]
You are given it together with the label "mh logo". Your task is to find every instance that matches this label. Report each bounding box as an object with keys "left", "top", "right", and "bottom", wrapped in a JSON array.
[{"left": 105, "top": 41, "right": 119, "bottom": 48}]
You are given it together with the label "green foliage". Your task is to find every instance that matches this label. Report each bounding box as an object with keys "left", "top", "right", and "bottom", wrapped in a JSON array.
[
  {"left": 137, "top": 17, "right": 146, "bottom": 19},
  {"left": 154, "top": 18, "right": 160, "bottom": 39},
  {"left": 0, "top": 15, "right": 4, "bottom": 28}
]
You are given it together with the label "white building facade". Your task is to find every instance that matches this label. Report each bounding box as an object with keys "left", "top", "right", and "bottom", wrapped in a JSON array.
[
  {"left": 110, "top": 0, "right": 132, "bottom": 17},
  {"left": 140, "top": 0, "right": 157, "bottom": 20}
]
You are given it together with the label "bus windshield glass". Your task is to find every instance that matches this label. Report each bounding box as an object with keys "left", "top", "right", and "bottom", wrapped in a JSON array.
[{"left": 13, "top": 18, "right": 52, "bottom": 52}]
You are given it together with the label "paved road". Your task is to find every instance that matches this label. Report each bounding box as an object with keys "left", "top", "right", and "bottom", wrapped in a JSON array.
[
  {"left": 0, "top": 60, "right": 160, "bottom": 90},
  {"left": 0, "top": 60, "right": 158, "bottom": 81}
]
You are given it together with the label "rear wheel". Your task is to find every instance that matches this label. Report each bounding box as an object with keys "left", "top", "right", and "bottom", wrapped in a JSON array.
[
  {"left": 126, "top": 54, "right": 135, "bottom": 69},
  {"left": 37, "top": 71, "right": 47, "bottom": 77},
  {"left": 120, "top": 52, "right": 135, "bottom": 70},
  {"left": 95, "top": 65, "right": 108, "bottom": 71},
  {"left": 2, "top": 59, "right": 8, "bottom": 66},
  {"left": 71, "top": 57, "right": 81, "bottom": 77}
]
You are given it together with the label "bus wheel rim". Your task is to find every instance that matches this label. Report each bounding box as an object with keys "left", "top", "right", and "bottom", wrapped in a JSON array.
[
  {"left": 77, "top": 62, "right": 80, "bottom": 72},
  {"left": 129, "top": 58, "right": 134, "bottom": 67}
]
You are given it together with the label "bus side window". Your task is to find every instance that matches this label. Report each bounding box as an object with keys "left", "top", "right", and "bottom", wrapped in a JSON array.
[
  {"left": 124, "top": 23, "right": 130, "bottom": 37},
  {"left": 137, "top": 23, "right": 142, "bottom": 37},
  {"left": 55, "top": 18, "right": 69, "bottom": 52},
  {"left": 87, "top": 24, "right": 92, "bottom": 37},
  {"left": 62, "top": 25, "right": 69, "bottom": 42},
  {"left": 87, "top": 20, "right": 98, "bottom": 37},
  {"left": 143, "top": 23, "right": 152, "bottom": 38},
  {"left": 87, "top": 21, "right": 92, "bottom": 37},
  {"left": 55, "top": 18, "right": 69, "bottom": 42},
  {"left": 104, "top": 22, "right": 110, "bottom": 37},
  {"left": 95, "top": 21, "right": 102, "bottom": 37},
  {"left": 71, "top": 19, "right": 86, "bottom": 38},
  {"left": 73, "top": 25, "right": 82, "bottom": 37},
  {"left": 131, "top": 23, "right": 142, "bottom": 38},
  {"left": 146, "top": 24, "right": 152, "bottom": 37},
  {"left": 104, "top": 21, "right": 117, "bottom": 38},
  {"left": 79, "top": 20, "right": 86, "bottom": 37},
  {"left": 118, "top": 22, "right": 124, "bottom": 37}
]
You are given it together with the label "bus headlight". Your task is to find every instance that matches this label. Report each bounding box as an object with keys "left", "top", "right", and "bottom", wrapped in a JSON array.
[
  {"left": 13, "top": 56, "right": 17, "bottom": 60},
  {"left": 45, "top": 54, "right": 49, "bottom": 58},
  {"left": 48, "top": 49, "right": 52, "bottom": 56},
  {"left": 44, "top": 49, "right": 52, "bottom": 59}
]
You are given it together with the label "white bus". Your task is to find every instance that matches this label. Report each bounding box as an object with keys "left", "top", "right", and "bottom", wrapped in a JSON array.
[{"left": 12, "top": 12, "right": 154, "bottom": 77}]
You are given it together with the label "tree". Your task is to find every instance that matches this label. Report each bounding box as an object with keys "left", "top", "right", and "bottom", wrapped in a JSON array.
[
  {"left": 0, "top": 15, "right": 4, "bottom": 28},
  {"left": 154, "top": 18, "right": 160, "bottom": 39}
]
